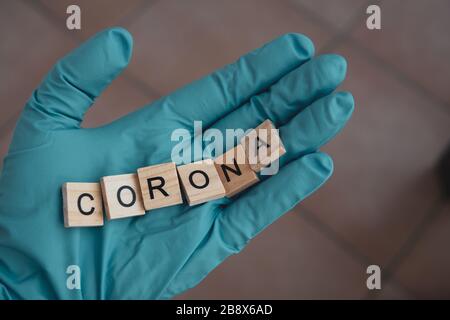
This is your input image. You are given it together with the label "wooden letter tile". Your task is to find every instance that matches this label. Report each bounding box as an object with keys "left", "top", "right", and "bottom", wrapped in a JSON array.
[
  {"left": 62, "top": 182, "right": 104, "bottom": 227},
  {"left": 214, "top": 145, "right": 259, "bottom": 197},
  {"left": 241, "top": 119, "right": 286, "bottom": 172},
  {"left": 137, "top": 162, "right": 183, "bottom": 210},
  {"left": 177, "top": 159, "right": 226, "bottom": 205},
  {"left": 101, "top": 173, "right": 145, "bottom": 220}
]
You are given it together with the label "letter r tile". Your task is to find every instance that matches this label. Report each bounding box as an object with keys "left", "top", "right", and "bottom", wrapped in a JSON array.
[{"left": 137, "top": 162, "right": 183, "bottom": 211}]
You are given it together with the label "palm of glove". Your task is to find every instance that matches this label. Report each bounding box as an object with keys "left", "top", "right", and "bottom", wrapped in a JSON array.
[{"left": 0, "top": 28, "right": 353, "bottom": 299}]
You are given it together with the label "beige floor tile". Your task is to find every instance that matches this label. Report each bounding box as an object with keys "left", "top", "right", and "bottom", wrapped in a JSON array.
[
  {"left": 127, "top": 0, "right": 331, "bottom": 96},
  {"left": 393, "top": 202, "right": 450, "bottom": 299},
  {"left": 176, "top": 210, "right": 368, "bottom": 299},
  {"left": 352, "top": 0, "right": 450, "bottom": 105},
  {"left": 301, "top": 41, "right": 450, "bottom": 265}
]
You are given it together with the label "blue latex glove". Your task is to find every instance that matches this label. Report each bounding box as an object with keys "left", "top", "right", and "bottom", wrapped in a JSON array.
[{"left": 0, "top": 28, "right": 353, "bottom": 299}]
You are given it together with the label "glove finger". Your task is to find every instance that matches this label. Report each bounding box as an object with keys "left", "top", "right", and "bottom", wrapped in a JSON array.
[
  {"left": 219, "top": 152, "right": 333, "bottom": 250},
  {"left": 209, "top": 54, "right": 347, "bottom": 147},
  {"left": 17, "top": 27, "right": 132, "bottom": 135},
  {"left": 160, "top": 152, "right": 332, "bottom": 298},
  {"left": 278, "top": 91, "right": 354, "bottom": 166}
]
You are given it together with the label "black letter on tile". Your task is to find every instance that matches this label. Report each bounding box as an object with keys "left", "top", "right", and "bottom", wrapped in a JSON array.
[
  {"left": 220, "top": 159, "right": 242, "bottom": 182},
  {"left": 189, "top": 170, "right": 210, "bottom": 189},
  {"left": 147, "top": 177, "right": 169, "bottom": 199},
  {"left": 117, "top": 186, "right": 136, "bottom": 207},
  {"left": 77, "top": 193, "right": 95, "bottom": 215}
]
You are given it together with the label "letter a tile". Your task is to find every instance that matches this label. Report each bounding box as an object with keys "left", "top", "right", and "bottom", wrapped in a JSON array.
[{"left": 241, "top": 119, "right": 286, "bottom": 172}]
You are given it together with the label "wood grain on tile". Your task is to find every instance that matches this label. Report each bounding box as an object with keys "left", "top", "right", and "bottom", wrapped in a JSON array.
[
  {"left": 214, "top": 144, "right": 259, "bottom": 197},
  {"left": 177, "top": 159, "right": 225, "bottom": 205},
  {"left": 62, "top": 182, "right": 104, "bottom": 227},
  {"left": 241, "top": 119, "right": 286, "bottom": 172},
  {"left": 101, "top": 173, "right": 145, "bottom": 220},
  {"left": 137, "top": 162, "right": 183, "bottom": 210}
]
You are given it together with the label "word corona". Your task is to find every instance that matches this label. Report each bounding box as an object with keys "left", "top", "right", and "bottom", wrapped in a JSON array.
[{"left": 62, "top": 120, "right": 285, "bottom": 228}]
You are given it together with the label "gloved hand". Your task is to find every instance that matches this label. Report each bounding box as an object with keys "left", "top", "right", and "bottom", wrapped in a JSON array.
[{"left": 0, "top": 27, "right": 353, "bottom": 299}]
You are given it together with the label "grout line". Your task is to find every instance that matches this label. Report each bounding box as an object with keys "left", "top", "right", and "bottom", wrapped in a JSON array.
[
  {"left": 296, "top": 205, "right": 420, "bottom": 299},
  {"left": 291, "top": 0, "right": 450, "bottom": 116},
  {"left": 286, "top": 0, "right": 337, "bottom": 32},
  {"left": 349, "top": 40, "right": 450, "bottom": 117},
  {"left": 117, "top": 0, "right": 160, "bottom": 28},
  {"left": 22, "top": 0, "right": 162, "bottom": 101},
  {"left": 320, "top": 0, "right": 381, "bottom": 53},
  {"left": 289, "top": 0, "right": 378, "bottom": 53},
  {"left": 0, "top": 111, "right": 20, "bottom": 137},
  {"left": 363, "top": 196, "right": 448, "bottom": 299},
  {"left": 7, "top": 0, "right": 446, "bottom": 300},
  {"left": 0, "top": 113, "right": 18, "bottom": 174},
  {"left": 298, "top": 205, "right": 372, "bottom": 264},
  {"left": 19, "top": 0, "right": 450, "bottom": 298},
  {"left": 22, "top": 0, "right": 67, "bottom": 31},
  {"left": 116, "top": 0, "right": 163, "bottom": 99},
  {"left": 122, "top": 71, "right": 162, "bottom": 100},
  {"left": 290, "top": 0, "right": 450, "bottom": 298}
]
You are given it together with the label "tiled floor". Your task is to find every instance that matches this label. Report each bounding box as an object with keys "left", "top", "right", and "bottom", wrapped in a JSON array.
[
  {"left": 1, "top": 0, "right": 449, "bottom": 299},
  {"left": 393, "top": 203, "right": 450, "bottom": 299},
  {"left": 39, "top": 0, "right": 147, "bottom": 40},
  {"left": 301, "top": 40, "right": 450, "bottom": 265},
  {"left": 0, "top": 0, "right": 77, "bottom": 129},
  {"left": 352, "top": 0, "right": 450, "bottom": 107},
  {"left": 83, "top": 75, "right": 156, "bottom": 128},
  {"left": 176, "top": 211, "right": 368, "bottom": 299}
]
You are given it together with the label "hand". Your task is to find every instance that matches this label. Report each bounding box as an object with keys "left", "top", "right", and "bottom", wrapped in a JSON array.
[{"left": 0, "top": 28, "right": 353, "bottom": 299}]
